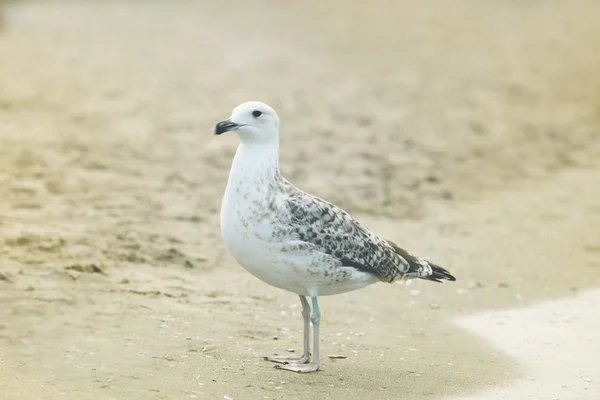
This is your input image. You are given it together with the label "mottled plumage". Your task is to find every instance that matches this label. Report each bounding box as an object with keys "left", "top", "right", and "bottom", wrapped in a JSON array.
[
  {"left": 215, "top": 101, "right": 455, "bottom": 373},
  {"left": 280, "top": 177, "right": 454, "bottom": 283}
]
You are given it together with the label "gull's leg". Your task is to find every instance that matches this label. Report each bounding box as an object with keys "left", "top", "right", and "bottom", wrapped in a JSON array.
[
  {"left": 276, "top": 296, "right": 320, "bottom": 373},
  {"left": 264, "top": 295, "right": 311, "bottom": 364}
]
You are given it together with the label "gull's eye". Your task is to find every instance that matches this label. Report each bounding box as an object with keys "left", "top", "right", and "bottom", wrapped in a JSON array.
[{"left": 252, "top": 110, "right": 263, "bottom": 118}]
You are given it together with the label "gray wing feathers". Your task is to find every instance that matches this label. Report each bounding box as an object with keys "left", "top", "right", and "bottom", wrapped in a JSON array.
[{"left": 284, "top": 191, "right": 424, "bottom": 282}]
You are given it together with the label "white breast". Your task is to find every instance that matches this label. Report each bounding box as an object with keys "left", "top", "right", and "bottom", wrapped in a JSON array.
[
  {"left": 221, "top": 194, "right": 308, "bottom": 294},
  {"left": 220, "top": 142, "right": 297, "bottom": 290}
]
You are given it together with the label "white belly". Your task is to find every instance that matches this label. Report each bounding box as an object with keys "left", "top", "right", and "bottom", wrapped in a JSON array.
[{"left": 220, "top": 211, "right": 378, "bottom": 296}]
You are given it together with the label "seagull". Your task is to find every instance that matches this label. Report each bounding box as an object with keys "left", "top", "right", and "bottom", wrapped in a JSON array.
[{"left": 214, "top": 101, "right": 456, "bottom": 373}]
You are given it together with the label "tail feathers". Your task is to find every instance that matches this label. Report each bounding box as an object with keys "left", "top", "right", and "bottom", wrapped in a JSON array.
[
  {"left": 421, "top": 263, "right": 456, "bottom": 283},
  {"left": 385, "top": 239, "right": 456, "bottom": 283}
]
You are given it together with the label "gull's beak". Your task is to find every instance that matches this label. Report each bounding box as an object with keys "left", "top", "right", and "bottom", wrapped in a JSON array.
[{"left": 214, "top": 119, "right": 240, "bottom": 135}]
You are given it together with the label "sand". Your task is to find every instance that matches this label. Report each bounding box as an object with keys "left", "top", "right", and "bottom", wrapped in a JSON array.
[
  {"left": 1, "top": 1, "right": 599, "bottom": 399},
  {"left": 453, "top": 289, "right": 600, "bottom": 400}
]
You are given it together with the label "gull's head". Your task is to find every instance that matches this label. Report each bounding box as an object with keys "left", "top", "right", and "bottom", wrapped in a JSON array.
[{"left": 214, "top": 101, "right": 279, "bottom": 144}]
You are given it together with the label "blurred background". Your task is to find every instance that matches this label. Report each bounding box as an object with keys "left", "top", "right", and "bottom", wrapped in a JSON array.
[{"left": 0, "top": 1, "right": 599, "bottom": 399}]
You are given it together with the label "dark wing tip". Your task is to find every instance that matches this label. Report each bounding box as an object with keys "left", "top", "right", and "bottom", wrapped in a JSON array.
[
  {"left": 425, "top": 263, "right": 456, "bottom": 282},
  {"left": 385, "top": 238, "right": 456, "bottom": 283}
]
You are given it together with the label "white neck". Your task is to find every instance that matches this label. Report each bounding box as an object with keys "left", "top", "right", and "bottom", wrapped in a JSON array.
[{"left": 223, "top": 140, "right": 281, "bottom": 204}]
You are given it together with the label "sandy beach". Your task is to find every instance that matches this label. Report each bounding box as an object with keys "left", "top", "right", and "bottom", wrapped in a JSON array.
[{"left": 1, "top": 1, "right": 599, "bottom": 399}]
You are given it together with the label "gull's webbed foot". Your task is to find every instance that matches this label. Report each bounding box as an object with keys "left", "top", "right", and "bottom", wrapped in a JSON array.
[
  {"left": 263, "top": 354, "right": 310, "bottom": 365},
  {"left": 274, "top": 362, "right": 319, "bottom": 373}
]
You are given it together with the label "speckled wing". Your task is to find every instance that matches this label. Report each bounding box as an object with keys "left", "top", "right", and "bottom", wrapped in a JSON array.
[{"left": 283, "top": 189, "right": 437, "bottom": 283}]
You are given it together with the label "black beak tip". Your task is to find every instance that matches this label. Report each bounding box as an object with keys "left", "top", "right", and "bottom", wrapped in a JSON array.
[{"left": 214, "top": 120, "right": 238, "bottom": 136}]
